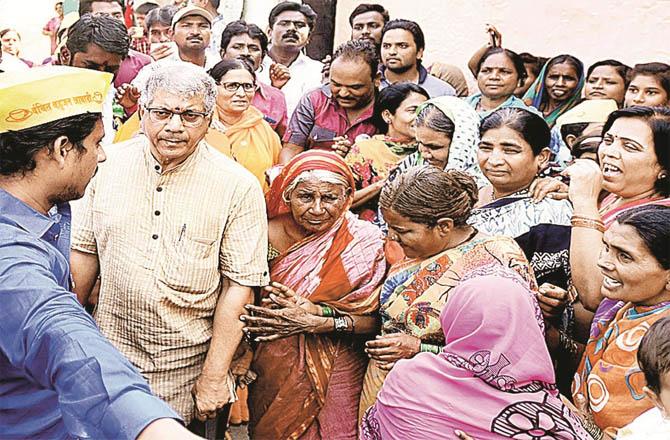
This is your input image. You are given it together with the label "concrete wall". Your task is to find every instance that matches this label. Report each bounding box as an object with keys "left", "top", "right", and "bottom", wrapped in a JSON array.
[
  {"left": 334, "top": 0, "right": 670, "bottom": 88},
  {"left": 0, "top": 0, "right": 56, "bottom": 63},
  {"left": 4, "top": 0, "right": 670, "bottom": 77}
]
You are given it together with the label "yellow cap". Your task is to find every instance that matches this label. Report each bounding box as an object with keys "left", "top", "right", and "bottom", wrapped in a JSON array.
[
  {"left": 555, "top": 99, "right": 619, "bottom": 131},
  {"left": 0, "top": 66, "right": 112, "bottom": 133}
]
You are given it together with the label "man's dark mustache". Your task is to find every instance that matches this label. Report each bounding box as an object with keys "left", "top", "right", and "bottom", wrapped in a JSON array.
[{"left": 282, "top": 32, "right": 299, "bottom": 39}]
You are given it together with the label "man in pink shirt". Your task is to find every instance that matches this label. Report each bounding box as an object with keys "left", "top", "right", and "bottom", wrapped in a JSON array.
[{"left": 219, "top": 20, "right": 288, "bottom": 136}]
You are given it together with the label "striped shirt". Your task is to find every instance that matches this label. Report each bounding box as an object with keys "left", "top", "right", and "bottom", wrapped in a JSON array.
[{"left": 72, "top": 136, "right": 269, "bottom": 421}]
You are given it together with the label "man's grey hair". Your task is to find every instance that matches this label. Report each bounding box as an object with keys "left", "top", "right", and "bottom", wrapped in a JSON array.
[{"left": 138, "top": 62, "right": 218, "bottom": 114}]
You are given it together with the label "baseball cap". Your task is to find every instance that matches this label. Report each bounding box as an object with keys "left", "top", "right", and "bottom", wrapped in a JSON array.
[{"left": 171, "top": 5, "right": 213, "bottom": 28}]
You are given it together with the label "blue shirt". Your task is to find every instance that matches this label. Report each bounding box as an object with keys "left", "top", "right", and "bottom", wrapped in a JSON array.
[
  {"left": 0, "top": 189, "right": 180, "bottom": 439},
  {"left": 380, "top": 64, "right": 457, "bottom": 98}
]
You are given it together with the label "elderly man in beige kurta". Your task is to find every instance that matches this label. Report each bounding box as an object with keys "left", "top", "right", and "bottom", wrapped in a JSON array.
[{"left": 70, "top": 62, "right": 269, "bottom": 425}]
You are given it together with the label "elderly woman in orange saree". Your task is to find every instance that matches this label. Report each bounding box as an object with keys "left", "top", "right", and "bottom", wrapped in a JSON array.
[{"left": 241, "top": 151, "right": 387, "bottom": 439}]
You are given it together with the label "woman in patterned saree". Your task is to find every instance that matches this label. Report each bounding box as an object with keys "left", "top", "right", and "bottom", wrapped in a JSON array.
[
  {"left": 469, "top": 107, "right": 581, "bottom": 394},
  {"left": 390, "top": 95, "right": 487, "bottom": 187},
  {"left": 572, "top": 205, "right": 670, "bottom": 437},
  {"left": 361, "top": 271, "right": 591, "bottom": 440},
  {"left": 375, "top": 95, "right": 487, "bottom": 239},
  {"left": 564, "top": 106, "right": 670, "bottom": 313},
  {"left": 242, "top": 150, "right": 386, "bottom": 439},
  {"left": 470, "top": 107, "right": 572, "bottom": 288},
  {"left": 358, "top": 165, "right": 537, "bottom": 419}
]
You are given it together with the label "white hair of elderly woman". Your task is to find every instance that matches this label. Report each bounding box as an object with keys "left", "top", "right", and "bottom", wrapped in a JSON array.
[
  {"left": 282, "top": 170, "right": 351, "bottom": 203},
  {"left": 138, "top": 62, "right": 218, "bottom": 114}
]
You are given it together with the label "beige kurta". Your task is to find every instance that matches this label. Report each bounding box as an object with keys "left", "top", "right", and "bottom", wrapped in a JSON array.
[{"left": 72, "top": 136, "right": 269, "bottom": 422}]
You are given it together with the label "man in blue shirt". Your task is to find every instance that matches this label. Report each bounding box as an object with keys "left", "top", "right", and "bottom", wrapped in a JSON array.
[
  {"left": 0, "top": 66, "right": 198, "bottom": 439},
  {"left": 379, "top": 19, "right": 456, "bottom": 98}
]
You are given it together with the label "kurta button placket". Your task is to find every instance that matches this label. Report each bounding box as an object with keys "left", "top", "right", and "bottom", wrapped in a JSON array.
[{"left": 150, "top": 164, "right": 166, "bottom": 269}]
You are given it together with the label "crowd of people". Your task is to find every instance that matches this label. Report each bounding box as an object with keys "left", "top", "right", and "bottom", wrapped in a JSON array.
[{"left": 2, "top": 1, "right": 670, "bottom": 439}]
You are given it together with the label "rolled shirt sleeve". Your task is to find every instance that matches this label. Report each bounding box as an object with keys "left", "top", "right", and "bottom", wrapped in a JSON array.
[
  {"left": 219, "top": 178, "right": 270, "bottom": 287},
  {"left": 0, "top": 242, "right": 180, "bottom": 439},
  {"left": 282, "top": 91, "right": 316, "bottom": 148}
]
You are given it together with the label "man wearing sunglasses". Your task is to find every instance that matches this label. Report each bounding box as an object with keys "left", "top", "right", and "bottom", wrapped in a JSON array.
[{"left": 70, "top": 63, "right": 269, "bottom": 438}]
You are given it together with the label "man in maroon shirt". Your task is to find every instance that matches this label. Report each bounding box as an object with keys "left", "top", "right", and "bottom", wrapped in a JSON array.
[{"left": 280, "top": 39, "right": 380, "bottom": 164}]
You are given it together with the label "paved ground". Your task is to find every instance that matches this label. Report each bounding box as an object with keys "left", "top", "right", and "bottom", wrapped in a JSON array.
[{"left": 229, "top": 424, "right": 249, "bottom": 440}]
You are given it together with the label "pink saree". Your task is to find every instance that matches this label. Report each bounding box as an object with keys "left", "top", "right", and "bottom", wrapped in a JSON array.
[
  {"left": 361, "top": 269, "right": 592, "bottom": 439},
  {"left": 250, "top": 151, "right": 387, "bottom": 439},
  {"left": 599, "top": 193, "right": 670, "bottom": 228}
]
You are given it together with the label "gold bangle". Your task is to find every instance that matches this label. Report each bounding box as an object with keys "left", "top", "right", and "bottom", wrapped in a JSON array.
[
  {"left": 571, "top": 214, "right": 603, "bottom": 222},
  {"left": 571, "top": 216, "right": 605, "bottom": 233}
]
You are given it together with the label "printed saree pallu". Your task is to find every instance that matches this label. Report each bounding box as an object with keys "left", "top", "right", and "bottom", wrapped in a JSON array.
[{"left": 358, "top": 235, "right": 538, "bottom": 419}]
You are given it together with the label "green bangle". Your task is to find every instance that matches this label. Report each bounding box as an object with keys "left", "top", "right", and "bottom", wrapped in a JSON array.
[
  {"left": 320, "top": 304, "right": 334, "bottom": 317},
  {"left": 420, "top": 343, "right": 442, "bottom": 354}
]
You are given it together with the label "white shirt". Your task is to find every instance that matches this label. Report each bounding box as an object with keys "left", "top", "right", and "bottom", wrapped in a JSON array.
[
  {"left": 618, "top": 407, "right": 670, "bottom": 440},
  {"left": 206, "top": 14, "right": 226, "bottom": 66},
  {"left": 0, "top": 54, "right": 29, "bottom": 72},
  {"left": 131, "top": 54, "right": 216, "bottom": 91},
  {"left": 257, "top": 52, "right": 323, "bottom": 119}
]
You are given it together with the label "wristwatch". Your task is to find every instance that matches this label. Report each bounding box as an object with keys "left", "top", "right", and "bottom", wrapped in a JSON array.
[{"left": 334, "top": 316, "right": 348, "bottom": 332}]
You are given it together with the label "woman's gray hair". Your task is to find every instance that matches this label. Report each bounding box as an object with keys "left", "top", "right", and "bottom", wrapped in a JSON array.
[
  {"left": 138, "top": 62, "right": 218, "bottom": 114},
  {"left": 415, "top": 103, "right": 455, "bottom": 138},
  {"left": 282, "top": 170, "right": 351, "bottom": 202},
  {"left": 380, "top": 166, "right": 478, "bottom": 226}
]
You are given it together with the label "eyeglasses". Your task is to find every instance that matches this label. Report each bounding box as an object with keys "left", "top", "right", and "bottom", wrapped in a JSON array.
[
  {"left": 144, "top": 107, "right": 209, "bottom": 127},
  {"left": 219, "top": 81, "right": 256, "bottom": 93},
  {"left": 275, "top": 20, "right": 308, "bottom": 30}
]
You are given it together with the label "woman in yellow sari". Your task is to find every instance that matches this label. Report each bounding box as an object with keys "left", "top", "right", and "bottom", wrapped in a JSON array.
[
  {"left": 358, "top": 166, "right": 538, "bottom": 419},
  {"left": 207, "top": 59, "right": 281, "bottom": 191}
]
